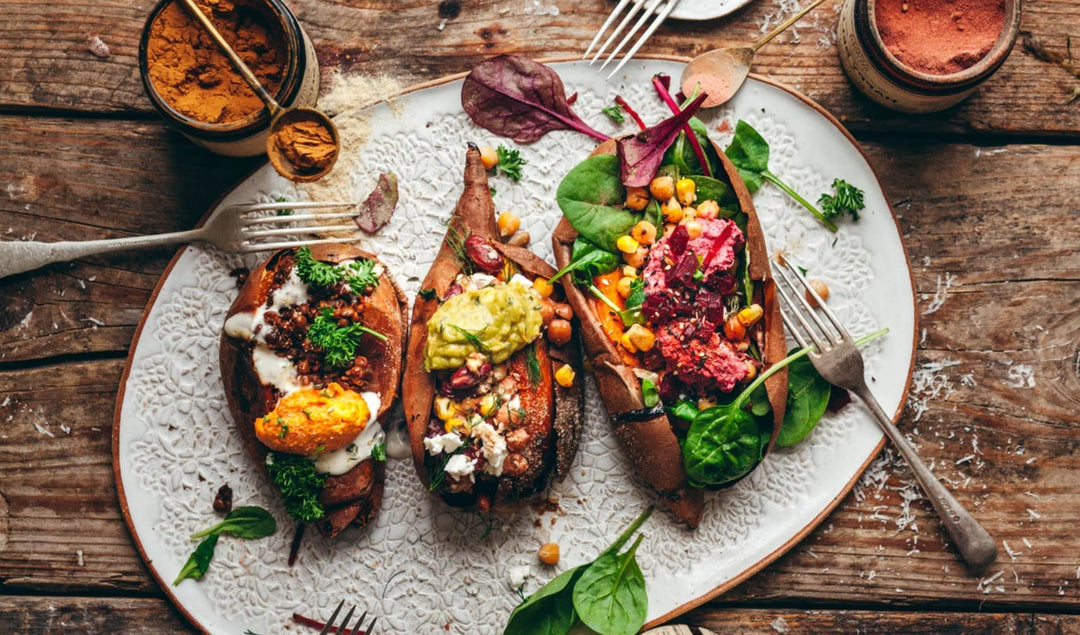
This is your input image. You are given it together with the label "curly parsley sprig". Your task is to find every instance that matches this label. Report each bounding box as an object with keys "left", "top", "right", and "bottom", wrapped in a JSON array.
[
  {"left": 818, "top": 179, "right": 866, "bottom": 223},
  {"left": 294, "top": 247, "right": 381, "bottom": 294},
  {"left": 496, "top": 144, "right": 526, "bottom": 181},
  {"left": 307, "top": 307, "right": 387, "bottom": 367}
]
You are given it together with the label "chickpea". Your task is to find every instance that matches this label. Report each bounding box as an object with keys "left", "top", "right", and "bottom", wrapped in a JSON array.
[
  {"left": 630, "top": 220, "right": 658, "bottom": 245},
  {"left": 624, "top": 186, "right": 649, "bottom": 211},
  {"left": 649, "top": 175, "right": 675, "bottom": 201},
  {"left": 479, "top": 146, "right": 499, "bottom": 170},
  {"left": 616, "top": 275, "right": 635, "bottom": 298},
  {"left": 683, "top": 219, "right": 703, "bottom": 239},
  {"left": 497, "top": 211, "right": 521, "bottom": 237},
  {"left": 623, "top": 246, "right": 648, "bottom": 269},
  {"left": 539, "top": 299, "right": 556, "bottom": 324},
  {"left": 806, "top": 279, "right": 831, "bottom": 307},
  {"left": 661, "top": 197, "right": 683, "bottom": 223},
  {"left": 723, "top": 314, "right": 746, "bottom": 340},
  {"left": 696, "top": 200, "right": 720, "bottom": 220},
  {"left": 554, "top": 302, "right": 574, "bottom": 320},
  {"left": 547, "top": 319, "right": 573, "bottom": 346},
  {"left": 538, "top": 542, "right": 561, "bottom": 565}
]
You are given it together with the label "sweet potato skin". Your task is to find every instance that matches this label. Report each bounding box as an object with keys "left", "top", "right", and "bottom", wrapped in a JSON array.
[
  {"left": 403, "top": 145, "right": 583, "bottom": 511},
  {"left": 551, "top": 140, "right": 787, "bottom": 528},
  {"left": 219, "top": 244, "right": 407, "bottom": 537}
]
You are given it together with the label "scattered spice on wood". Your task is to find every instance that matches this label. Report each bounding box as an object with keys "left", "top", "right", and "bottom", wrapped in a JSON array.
[
  {"left": 875, "top": 0, "right": 1006, "bottom": 74},
  {"left": 146, "top": 0, "right": 285, "bottom": 124},
  {"left": 273, "top": 120, "right": 338, "bottom": 171}
]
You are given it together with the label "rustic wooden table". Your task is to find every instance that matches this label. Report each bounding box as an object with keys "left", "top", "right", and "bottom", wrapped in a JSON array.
[{"left": 1, "top": 0, "right": 1078, "bottom": 632}]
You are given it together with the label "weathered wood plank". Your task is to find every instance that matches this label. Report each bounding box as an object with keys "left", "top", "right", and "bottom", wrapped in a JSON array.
[
  {"left": 0, "top": 596, "right": 195, "bottom": 634},
  {"left": 0, "top": 0, "right": 1077, "bottom": 136}
]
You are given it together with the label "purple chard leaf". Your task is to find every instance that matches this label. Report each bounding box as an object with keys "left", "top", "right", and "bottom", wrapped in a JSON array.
[
  {"left": 461, "top": 55, "right": 609, "bottom": 143},
  {"left": 353, "top": 172, "right": 398, "bottom": 233},
  {"left": 616, "top": 92, "right": 707, "bottom": 187}
]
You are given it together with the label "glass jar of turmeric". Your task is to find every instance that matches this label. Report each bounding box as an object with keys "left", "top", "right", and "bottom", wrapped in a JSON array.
[{"left": 138, "top": 0, "right": 320, "bottom": 157}]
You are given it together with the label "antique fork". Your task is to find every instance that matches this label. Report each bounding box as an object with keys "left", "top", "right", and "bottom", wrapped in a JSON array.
[
  {"left": 0, "top": 201, "right": 359, "bottom": 279},
  {"left": 318, "top": 600, "right": 378, "bottom": 635},
  {"left": 773, "top": 257, "right": 998, "bottom": 570},
  {"left": 585, "top": 0, "right": 680, "bottom": 78}
]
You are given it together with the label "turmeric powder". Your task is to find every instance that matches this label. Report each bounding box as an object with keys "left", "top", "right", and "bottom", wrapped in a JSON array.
[
  {"left": 273, "top": 120, "right": 337, "bottom": 171},
  {"left": 146, "top": 0, "right": 285, "bottom": 124}
]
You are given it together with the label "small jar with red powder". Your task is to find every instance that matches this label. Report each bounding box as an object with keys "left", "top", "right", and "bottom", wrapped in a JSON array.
[{"left": 837, "top": 0, "right": 1022, "bottom": 112}]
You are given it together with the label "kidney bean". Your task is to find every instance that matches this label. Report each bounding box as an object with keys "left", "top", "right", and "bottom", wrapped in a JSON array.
[
  {"left": 464, "top": 234, "right": 504, "bottom": 273},
  {"left": 444, "top": 282, "right": 464, "bottom": 299},
  {"left": 448, "top": 362, "right": 492, "bottom": 391}
]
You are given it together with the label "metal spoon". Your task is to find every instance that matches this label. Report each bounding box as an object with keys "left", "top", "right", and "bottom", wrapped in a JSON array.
[
  {"left": 680, "top": 0, "right": 829, "bottom": 108},
  {"left": 179, "top": 0, "right": 339, "bottom": 182}
]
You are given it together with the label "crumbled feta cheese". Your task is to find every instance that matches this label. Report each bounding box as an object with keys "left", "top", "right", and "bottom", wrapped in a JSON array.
[
  {"left": 444, "top": 454, "right": 475, "bottom": 481},
  {"left": 473, "top": 422, "right": 508, "bottom": 476},
  {"left": 424, "top": 432, "right": 464, "bottom": 455}
]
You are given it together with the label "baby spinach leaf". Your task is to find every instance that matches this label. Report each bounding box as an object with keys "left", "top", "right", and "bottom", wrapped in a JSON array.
[
  {"left": 661, "top": 117, "right": 720, "bottom": 179},
  {"left": 556, "top": 155, "right": 640, "bottom": 252},
  {"left": 190, "top": 506, "right": 277, "bottom": 540},
  {"left": 686, "top": 175, "right": 738, "bottom": 216},
  {"left": 617, "top": 92, "right": 707, "bottom": 187},
  {"left": 549, "top": 237, "right": 620, "bottom": 284},
  {"left": 644, "top": 198, "right": 663, "bottom": 229},
  {"left": 504, "top": 566, "right": 583, "bottom": 635},
  {"left": 777, "top": 354, "right": 835, "bottom": 447},
  {"left": 683, "top": 403, "right": 763, "bottom": 487},
  {"left": 725, "top": 120, "right": 838, "bottom": 232},
  {"left": 572, "top": 535, "right": 648, "bottom": 635},
  {"left": 462, "top": 55, "right": 608, "bottom": 143},
  {"left": 173, "top": 534, "right": 218, "bottom": 585}
]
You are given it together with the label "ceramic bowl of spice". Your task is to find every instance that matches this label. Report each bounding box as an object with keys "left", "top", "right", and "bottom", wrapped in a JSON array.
[
  {"left": 837, "top": 0, "right": 1022, "bottom": 113},
  {"left": 138, "top": 0, "right": 321, "bottom": 157}
]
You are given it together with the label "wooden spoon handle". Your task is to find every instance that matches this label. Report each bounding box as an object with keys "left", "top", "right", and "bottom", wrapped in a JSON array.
[{"left": 753, "top": 0, "right": 830, "bottom": 51}]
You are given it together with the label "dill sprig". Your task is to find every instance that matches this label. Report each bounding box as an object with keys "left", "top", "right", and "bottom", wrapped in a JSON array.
[
  {"left": 428, "top": 443, "right": 467, "bottom": 492},
  {"left": 307, "top": 307, "right": 387, "bottom": 367},
  {"left": 447, "top": 324, "right": 491, "bottom": 355},
  {"left": 524, "top": 342, "right": 541, "bottom": 386},
  {"left": 445, "top": 223, "right": 474, "bottom": 274},
  {"left": 818, "top": 179, "right": 866, "bottom": 222},
  {"left": 495, "top": 145, "right": 526, "bottom": 181}
]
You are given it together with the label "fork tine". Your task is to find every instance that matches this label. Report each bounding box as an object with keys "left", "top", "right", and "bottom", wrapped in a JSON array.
[
  {"left": 779, "top": 259, "right": 854, "bottom": 341},
  {"left": 589, "top": 0, "right": 648, "bottom": 64},
  {"left": 244, "top": 224, "right": 359, "bottom": 239},
  {"left": 598, "top": 0, "right": 665, "bottom": 71},
  {"left": 773, "top": 266, "right": 831, "bottom": 351},
  {"left": 585, "top": 0, "right": 633, "bottom": 59},
  {"left": 337, "top": 606, "right": 357, "bottom": 634},
  {"left": 242, "top": 211, "right": 358, "bottom": 225},
  {"left": 606, "top": 0, "right": 678, "bottom": 77},
  {"left": 240, "top": 237, "right": 357, "bottom": 253},
  {"left": 364, "top": 615, "right": 378, "bottom": 635},
  {"left": 318, "top": 600, "right": 345, "bottom": 635},
  {"left": 347, "top": 610, "right": 367, "bottom": 635},
  {"left": 780, "top": 310, "right": 811, "bottom": 350},
  {"left": 229, "top": 201, "right": 356, "bottom": 214}
]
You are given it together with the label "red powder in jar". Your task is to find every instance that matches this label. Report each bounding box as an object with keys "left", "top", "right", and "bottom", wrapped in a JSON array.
[{"left": 875, "top": 0, "right": 1006, "bottom": 75}]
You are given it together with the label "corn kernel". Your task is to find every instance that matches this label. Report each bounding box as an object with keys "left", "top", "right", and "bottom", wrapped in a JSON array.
[
  {"left": 434, "top": 396, "right": 456, "bottom": 421},
  {"left": 676, "top": 178, "right": 697, "bottom": 205},
  {"left": 616, "top": 235, "right": 640, "bottom": 254},
  {"left": 630, "top": 220, "right": 658, "bottom": 245},
  {"left": 621, "top": 266, "right": 638, "bottom": 278},
  {"left": 554, "top": 364, "right": 576, "bottom": 388},
  {"left": 479, "top": 394, "right": 498, "bottom": 417},
  {"left": 538, "top": 542, "right": 560, "bottom": 565},
  {"left": 625, "top": 324, "right": 655, "bottom": 352},
  {"left": 497, "top": 211, "right": 520, "bottom": 237},
  {"left": 662, "top": 197, "right": 683, "bottom": 223},
  {"left": 533, "top": 277, "right": 554, "bottom": 298},
  {"left": 723, "top": 315, "right": 746, "bottom": 340},
  {"left": 617, "top": 276, "right": 635, "bottom": 298},
  {"left": 683, "top": 219, "right": 703, "bottom": 239},
  {"left": 737, "top": 304, "right": 764, "bottom": 327},
  {"left": 696, "top": 200, "right": 720, "bottom": 220},
  {"left": 649, "top": 175, "right": 675, "bottom": 201},
  {"left": 697, "top": 395, "right": 718, "bottom": 411},
  {"left": 479, "top": 145, "right": 499, "bottom": 170},
  {"left": 445, "top": 417, "right": 467, "bottom": 433},
  {"left": 623, "top": 246, "right": 648, "bottom": 269},
  {"left": 625, "top": 186, "right": 649, "bottom": 211},
  {"left": 619, "top": 332, "right": 638, "bottom": 354}
]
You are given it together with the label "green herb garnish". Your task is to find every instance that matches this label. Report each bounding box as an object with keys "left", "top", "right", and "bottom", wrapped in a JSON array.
[
  {"left": 371, "top": 442, "right": 387, "bottom": 462},
  {"left": 345, "top": 258, "right": 380, "bottom": 295},
  {"left": 496, "top": 144, "right": 526, "bottom": 181},
  {"left": 307, "top": 307, "right": 387, "bottom": 367},
  {"left": 190, "top": 506, "right": 277, "bottom": 540},
  {"left": 818, "top": 178, "right": 866, "bottom": 223},
  {"left": 446, "top": 223, "right": 474, "bottom": 274},
  {"left": 266, "top": 453, "right": 327, "bottom": 523},
  {"left": 641, "top": 378, "right": 659, "bottom": 408},
  {"left": 294, "top": 246, "right": 342, "bottom": 287},
  {"left": 274, "top": 195, "right": 293, "bottom": 216},
  {"left": 602, "top": 103, "right": 626, "bottom": 124},
  {"left": 428, "top": 443, "right": 467, "bottom": 492},
  {"left": 447, "top": 323, "right": 491, "bottom": 356},
  {"left": 589, "top": 284, "right": 644, "bottom": 328},
  {"left": 419, "top": 288, "right": 438, "bottom": 301},
  {"left": 173, "top": 534, "right": 218, "bottom": 585},
  {"left": 525, "top": 342, "right": 541, "bottom": 386}
]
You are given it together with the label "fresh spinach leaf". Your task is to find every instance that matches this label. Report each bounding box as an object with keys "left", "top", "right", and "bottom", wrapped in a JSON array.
[
  {"left": 572, "top": 535, "right": 648, "bottom": 635},
  {"left": 504, "top": 566, "right": 583, "bottom": 635},
  {"left": 725, "top": 120, "right": 839, "bottom": 232},
  {"left": 589, "top": 285, "right": 644, "bottom": 327},
  {"left": 190, "top": 506, "right": 276, "bottom": 540},
  {"left": 777, "top": 353, "right": 834, "bottom": 447},
  {"left": 550, "top": 237, "right": 620, "bottom": 284},
  {"left": 641, "top": 378, "right": 660, "bottom": 408},
  {"left": 173, "top": 534, "right": 218, "bottom": 585},
  {"left": 683, "top": 402, "right": 763, "bottom": 487},
  {"left": 661, "top": 117, "right": 719, "bottom": 179},
  {"left": 687, "top": 175, "right": 737, "bottom": 216},
  {"left": 644, "top": 198, "right": 662, "bottom": 229},
  {"left": 556, "top": 155, "right": 640, "bottom": 253}
]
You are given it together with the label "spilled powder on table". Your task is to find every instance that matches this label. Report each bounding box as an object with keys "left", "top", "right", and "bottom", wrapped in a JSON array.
[{"left": 299, "top": 71, "right": 404, "bottom": 206}]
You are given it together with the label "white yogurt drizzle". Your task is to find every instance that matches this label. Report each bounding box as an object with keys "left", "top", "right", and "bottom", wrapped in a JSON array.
[{"left": 313, "top": 392, "right": 383, "bottom": 476}]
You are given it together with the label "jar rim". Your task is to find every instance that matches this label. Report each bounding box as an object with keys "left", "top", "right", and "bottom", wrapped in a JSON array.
[{"left": 138, "top": 0, "right": 305, "bottom": 140}]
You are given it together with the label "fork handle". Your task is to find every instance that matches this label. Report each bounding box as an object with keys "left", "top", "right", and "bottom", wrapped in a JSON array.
[
  {"left": 851, "top": 382, "right": 999, "bottom": 570},
  {"left": 0, "top": 229, "right": 204, "bottom": 279}
]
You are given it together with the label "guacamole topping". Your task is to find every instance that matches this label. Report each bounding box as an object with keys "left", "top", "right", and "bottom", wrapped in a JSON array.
[{"left": 424, "top": 280, "right": 542, "bottom": 370}]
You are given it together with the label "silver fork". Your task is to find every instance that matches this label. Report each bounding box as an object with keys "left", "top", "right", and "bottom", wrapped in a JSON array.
[
  {"left": 0, "top": 201, "right": 359, "bottom": 279},
  {"left": 586, "top": 0, "right": 680, "bottom": 78},
  {"left": 318, "top": 599, "right": 378, "bottom": 635},
  {"left": 773, "top": 257, "right": 998, "bottom": 570}
]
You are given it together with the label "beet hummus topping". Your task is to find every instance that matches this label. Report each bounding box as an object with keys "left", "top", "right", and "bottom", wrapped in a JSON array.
[{"left": 640, "top": 217, "right": 757, "bottom": 392}]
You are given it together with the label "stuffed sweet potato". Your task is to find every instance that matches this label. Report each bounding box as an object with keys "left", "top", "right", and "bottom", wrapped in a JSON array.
[
  {"left": 551, "top": 137, "right": 787, "bottom": 528},
  {"left": 220, "top": 244, "right": 407, "bottom": 537},
  {"left": 403, "top": 144, "right": 583, "bottom": 513}
]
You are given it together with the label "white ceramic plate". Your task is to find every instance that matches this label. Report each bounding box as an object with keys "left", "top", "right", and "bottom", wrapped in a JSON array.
[
  {"left": 669, "top": 0, "right": 756, "bottom": 22},
  {"left": 114, "top": 59, "right": 916, "bottom": 634}
]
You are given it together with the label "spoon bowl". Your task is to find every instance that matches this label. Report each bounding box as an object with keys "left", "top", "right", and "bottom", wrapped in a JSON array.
[
  {"left": 680, "top": 46, "right": 753, "bottom": 108},
  {"left": 267, "top": 107, "right": 340, "bottom": 183}
]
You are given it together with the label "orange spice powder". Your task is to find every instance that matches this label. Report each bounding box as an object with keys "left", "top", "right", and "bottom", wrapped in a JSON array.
[
  {"left": 875, "top": 0, "right": 1007, "bottom": 75},
  {"left": 146, "top": 0, "right": 285, "bottom": 124}
]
